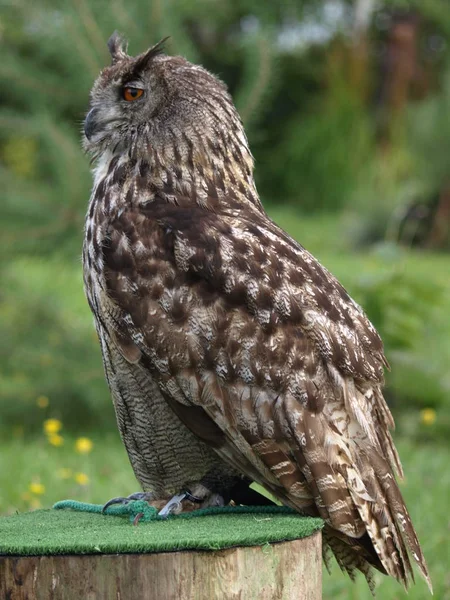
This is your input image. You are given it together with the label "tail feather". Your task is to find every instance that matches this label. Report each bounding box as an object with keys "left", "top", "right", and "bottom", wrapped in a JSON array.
[
  {"left": 370, "top": 452, "right": 432, "bottom": 592},
  {"left": 339, "top": 377, "right": 431, "bottom": 591},
  {"left": 345, "top": 455, "right": 412, "bottom": 589},
  {"left": 322, "top": 527, "right": 377, "bottom": 595},
  {"left": 287, "top": 383, "right": 432, "bottom": 594}
]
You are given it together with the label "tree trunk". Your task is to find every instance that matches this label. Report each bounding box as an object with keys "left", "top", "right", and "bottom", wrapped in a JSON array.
[{"left": 0, "top": 532, "right": 322, "bottom": 600}]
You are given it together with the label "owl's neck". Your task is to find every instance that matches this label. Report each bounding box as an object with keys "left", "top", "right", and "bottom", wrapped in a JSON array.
[{"left": 88, "top": 132, "right": 263, "bottom": 224}]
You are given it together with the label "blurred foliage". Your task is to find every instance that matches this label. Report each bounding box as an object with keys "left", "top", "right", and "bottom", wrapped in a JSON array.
[
  {"left": 351, "top": 250, "right": 450, "bottom": 439},
  {"left": 0, "top": 257, "right": 107, "bottom": 432},
  {"left": 1, "top": 0, "right": 450, "bottom": 442}
]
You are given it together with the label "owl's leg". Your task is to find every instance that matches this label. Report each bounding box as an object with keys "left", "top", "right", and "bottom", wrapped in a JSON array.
[
  {"left": 158, "top": 485, "right": 224, "bottom": 517},
  {"left": 158, "top": 470, "right": 238, "bottom": 516},
  {"left": 158, "top": 478, "right": 276, "bottom": 517}
]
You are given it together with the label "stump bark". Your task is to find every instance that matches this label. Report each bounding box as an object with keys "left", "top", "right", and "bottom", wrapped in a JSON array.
[{"left": 0, "top": 531, "right": 322, "bottom": 600}]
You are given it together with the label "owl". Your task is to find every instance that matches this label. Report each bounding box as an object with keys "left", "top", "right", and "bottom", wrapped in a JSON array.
[{"left": 82, "top": 33, "right": 431, "bottom": 593}]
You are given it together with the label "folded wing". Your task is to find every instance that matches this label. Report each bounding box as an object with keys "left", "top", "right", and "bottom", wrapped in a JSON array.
[{"left": 101, "top": 197, "right": 431, "bottom": 592}]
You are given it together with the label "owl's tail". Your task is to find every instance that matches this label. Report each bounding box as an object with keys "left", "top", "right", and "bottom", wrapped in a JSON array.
[
  {"left": 261, "top": 396, "right": 433, "bottom": 595},
  {"left": 204, "top": 375, "right": 432, "bottom": 594},
  {"left": 336, "top": 447, "right": 433, "bottom": 594}
]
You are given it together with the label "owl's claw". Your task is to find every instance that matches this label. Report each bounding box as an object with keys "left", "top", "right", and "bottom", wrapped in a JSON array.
[
  {"left": 157, "top": 492, "right": 188, "bottom": 518},
  {"left": 157, "top": 489, "right": 215, "bottom": 518},
  {"left": 158, "top": 489, "right": 204, "bottom": 518},
  {"left": 101, "top": 491, "right": 153, "bottom": 513}
]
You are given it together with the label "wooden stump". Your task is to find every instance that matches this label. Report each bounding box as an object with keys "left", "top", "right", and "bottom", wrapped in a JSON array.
[{"left": 0, "top": 532, "right": 322, "bottom": 600}]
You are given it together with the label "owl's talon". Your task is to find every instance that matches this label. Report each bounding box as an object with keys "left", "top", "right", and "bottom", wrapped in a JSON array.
[
  {"left": 157, "top": 492, "right": 188, "bottom": 518},
  {"left": 157, "top": 489, "right": 217, "bottom": 518},
  {"left": 102, "top": 491, "right": 153, "bottom": 513},
  {"left": 133, "top": 512, "right": 145, "bottom": 526}
]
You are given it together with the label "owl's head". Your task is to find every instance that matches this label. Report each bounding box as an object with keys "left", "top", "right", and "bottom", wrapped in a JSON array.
[{"left": 83, "top": 33, "right": 248, "bottom": 168}]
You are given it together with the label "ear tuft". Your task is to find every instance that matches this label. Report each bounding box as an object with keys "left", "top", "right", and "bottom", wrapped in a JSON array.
[
  {"left": 107, "top": 31, "right": 129, "bottom": 65},
  {"left": 132, "top": 37, "right": 170, "bottom": 74}
]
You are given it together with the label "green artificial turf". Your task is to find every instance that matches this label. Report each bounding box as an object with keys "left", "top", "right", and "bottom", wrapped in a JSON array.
[{"left": 0, "top": 500, "right": 323, "bottom": 556}]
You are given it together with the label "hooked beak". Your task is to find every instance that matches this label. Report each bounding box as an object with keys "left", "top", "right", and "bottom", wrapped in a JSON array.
[{"left": 84, "top": 108, "right": 101, "bottom": 140}]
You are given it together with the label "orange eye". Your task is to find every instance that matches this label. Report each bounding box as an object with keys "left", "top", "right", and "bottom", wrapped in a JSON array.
[{"left": 122, "top": 87, "right": 144, "bottom": 102}]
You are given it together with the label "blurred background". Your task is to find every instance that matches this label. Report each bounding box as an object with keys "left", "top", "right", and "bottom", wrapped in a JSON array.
[{"left": 1, "top": 0, "right": 449, "bottom": 597}]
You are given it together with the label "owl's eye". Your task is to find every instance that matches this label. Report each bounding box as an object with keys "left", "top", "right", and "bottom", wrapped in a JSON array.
[{"left": 122, "top": 87, "right": 144, "bottom": 102}]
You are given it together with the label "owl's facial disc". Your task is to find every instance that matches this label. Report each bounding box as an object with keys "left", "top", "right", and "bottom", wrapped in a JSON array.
[
  {"left": 83, "top": 35, "right": 168, "bottom": 155},
  {"left": 83, "top": 81, "right": 146, "bottom": 142},
  {"left": 83, "top": 72, "right": 150, "bottom": 149},
  {"left": 83, "top": 34, "right": 244, "bottom": 171}
]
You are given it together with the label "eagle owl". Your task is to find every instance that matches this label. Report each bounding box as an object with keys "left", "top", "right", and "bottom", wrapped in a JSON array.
[{"left": 83, "top": 33, "right": 431, "bottom": 593}]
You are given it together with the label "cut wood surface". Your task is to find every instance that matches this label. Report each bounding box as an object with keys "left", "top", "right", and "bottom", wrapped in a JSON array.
[{"left": 0, "top": 531, "right": 322, "bottom": 600}]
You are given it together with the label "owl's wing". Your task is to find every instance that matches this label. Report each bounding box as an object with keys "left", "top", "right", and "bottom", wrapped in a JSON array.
[{"left": 102, "top": 197, "right": 431, "bottom": 592}]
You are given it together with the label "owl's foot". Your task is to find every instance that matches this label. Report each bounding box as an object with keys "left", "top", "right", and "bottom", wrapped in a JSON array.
[
  {"left": 158, "top": 486, "right": 225, "bottom": 517},
  {"left": 101, "top": 491, "right": 154, "bottom": 513}
]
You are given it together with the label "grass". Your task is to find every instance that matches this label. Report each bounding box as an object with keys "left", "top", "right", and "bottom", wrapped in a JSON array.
[{"left": 0, "top": 431, "right": 448, "bottom": 599}]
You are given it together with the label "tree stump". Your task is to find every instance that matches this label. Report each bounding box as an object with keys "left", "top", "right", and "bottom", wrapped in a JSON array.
[{"left": 0, "top": 532, "right": 322, "bottom": 600}]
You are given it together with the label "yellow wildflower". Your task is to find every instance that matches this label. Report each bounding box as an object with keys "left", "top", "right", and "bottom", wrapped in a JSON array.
[
  {"left": 75, "top": 472, "right": 89, "bottom": 486},
  {"left": 43, "top": 418, "right": 62, "bottom": 435},
  {"left": 29, "top": 482, "right": 45, "bottom": 495},
  {"left": 420, "top": 408, "right": 436, "bottom": 426},
  {"left": 48, "top": 433, "right": 64, "bottom": 447},
  {"left": 36, "top": 395, "right": 49, "bottom": 409},
  {"left": 75, "top": 437, "right": 93, "bottom": 454},
  {"left": 57, "top": 468, "right": 73, "bottom": 480}
]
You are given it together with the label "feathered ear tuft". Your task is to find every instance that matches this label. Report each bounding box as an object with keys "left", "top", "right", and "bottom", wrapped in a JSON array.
[
  {"left": 132, "top": 37, "right": 170, "bottom": 74},
  {"left": 107, "top": 31, "right": 129, "bottom": 65}
]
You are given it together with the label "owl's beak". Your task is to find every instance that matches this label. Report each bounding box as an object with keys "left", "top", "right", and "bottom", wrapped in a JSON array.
[{"left": 84, "top": 108, "right": 100, "bottom": 140}]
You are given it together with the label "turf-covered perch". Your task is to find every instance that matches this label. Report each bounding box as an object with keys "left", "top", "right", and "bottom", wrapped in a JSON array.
[{"left": 0, "top": 501, "right": 323, "bottom": 599}]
